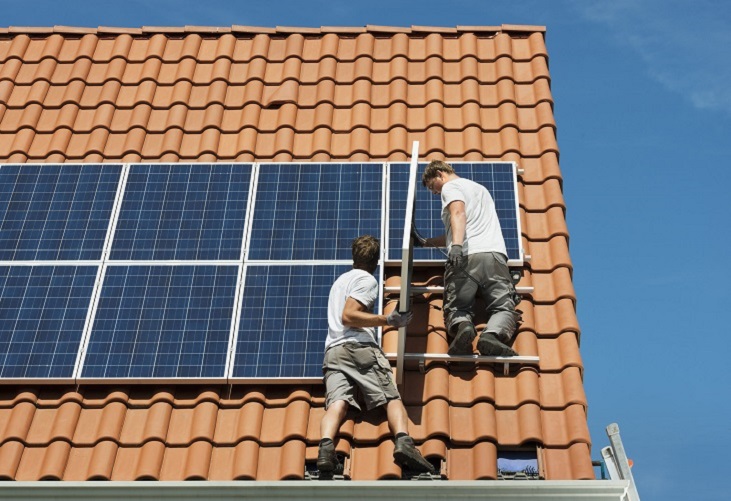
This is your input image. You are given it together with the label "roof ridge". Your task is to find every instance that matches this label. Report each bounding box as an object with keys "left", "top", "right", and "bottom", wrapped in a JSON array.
[{"left": 0, "top": 24, "right": 546, "bottom": 37}]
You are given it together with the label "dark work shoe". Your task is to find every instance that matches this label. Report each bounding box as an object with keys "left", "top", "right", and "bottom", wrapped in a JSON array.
[
  {"left": 477, "top": 332, "right": 518, "bottom": 357},
  {"left": 393, "top": 435, "right": 435, "bottom": 474},
  {"left": 448, "top": 321, "right": 477, "bottom": 356},
  {"left": 317, "top": 441, "right": 339, "bottom": 473}
]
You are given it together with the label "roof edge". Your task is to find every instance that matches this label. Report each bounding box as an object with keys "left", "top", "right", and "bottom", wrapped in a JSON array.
[
  {"left": 0, "top": 481, "right": 628, "bottom": 500},
  {"left": 0, "top": 24, "right": 547, "bottom": 37}
]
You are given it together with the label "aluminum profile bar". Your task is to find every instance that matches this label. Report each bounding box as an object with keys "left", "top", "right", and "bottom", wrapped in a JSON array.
[
  {"left": 606, "top": 423, "right": 641, "bottom": 501},
  {"left": 396, "top": 141, "right": 419, "bottom": 384}
]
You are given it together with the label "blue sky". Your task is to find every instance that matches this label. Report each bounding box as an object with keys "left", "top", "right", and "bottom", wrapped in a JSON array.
[{"left": 3, "top": 1, "right": 730, "bottom": 499}]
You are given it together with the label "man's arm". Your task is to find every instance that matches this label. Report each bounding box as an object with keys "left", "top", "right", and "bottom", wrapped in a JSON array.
[
  {"left": 342, "top": 297, "right": 412, "bottom": 328},
  {"left": 447, "top": 200, "right": 466, "bottom": 246},
  {"left": 342, "top": 297, "right": 387, "bottom": 327}
]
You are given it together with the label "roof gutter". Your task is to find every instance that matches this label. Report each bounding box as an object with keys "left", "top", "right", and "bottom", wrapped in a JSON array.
[{"left": 0, "top": 480, "right": 629, "bottom": 501}]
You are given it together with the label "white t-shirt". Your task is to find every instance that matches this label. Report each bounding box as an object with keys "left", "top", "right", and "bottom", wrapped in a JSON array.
[
  {"left": 441, "top": 177, "right": 507, "bottom": 257},
  {"left": 325, "top": 268, "right": 379, "bottom": 350}
]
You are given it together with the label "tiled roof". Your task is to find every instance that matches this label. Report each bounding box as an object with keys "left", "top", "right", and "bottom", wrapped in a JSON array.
[{"left": 0, "top": 25, "right": 592, "bottom": 481}]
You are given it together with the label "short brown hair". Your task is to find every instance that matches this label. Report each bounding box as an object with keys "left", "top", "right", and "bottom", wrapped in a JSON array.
[
  {"left": 352, "top": 235, "right": 380, "bottom": 270},
  {"left": 422, "top": 159, "right": 455, "bottom": 186}
]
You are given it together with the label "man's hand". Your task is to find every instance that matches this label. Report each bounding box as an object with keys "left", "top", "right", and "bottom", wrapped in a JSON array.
[
  {"left": 448, "top": 244, "right": 465, "bottom": 269},
  {"left": 411, "top": 226, "right": 428, "bottom": 247},
  {"left": 386, "top": 309, "right": 413, "bottom": 327}
]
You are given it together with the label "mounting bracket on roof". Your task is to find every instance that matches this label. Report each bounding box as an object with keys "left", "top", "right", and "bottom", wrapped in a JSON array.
[{"left": 384, "top": 352, "right": 539, "bottom": 376}]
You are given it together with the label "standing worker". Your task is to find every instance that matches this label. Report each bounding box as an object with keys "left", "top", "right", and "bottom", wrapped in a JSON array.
[
  {"left": 318, "top": 235, "right": 434, "bottom": 475},
  {"left": 415, "top": 160, "right": 520, "bottom": 357}
]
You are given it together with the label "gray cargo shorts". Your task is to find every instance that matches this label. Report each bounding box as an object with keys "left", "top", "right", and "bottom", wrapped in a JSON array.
[{"left": 322, "top": 342, "right": 400, "bottom": 412}]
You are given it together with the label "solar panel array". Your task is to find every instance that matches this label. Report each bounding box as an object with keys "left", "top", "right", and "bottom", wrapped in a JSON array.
[{"left": 0, "top": 161, "right": 521, "bottom": 382}]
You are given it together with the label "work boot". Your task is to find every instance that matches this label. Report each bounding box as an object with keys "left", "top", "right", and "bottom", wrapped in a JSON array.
[
  {"left": 393, "top": 435, "right": 435, "bottom": 474},
  {"left": 477, "top": 332, "right": 518, "bottom": 357},
  {"left": 317, "top": 439, "right": 339, "bottom": 473},
  {"left": 448, "top": 321, "right": 477, "bottom": 356}
]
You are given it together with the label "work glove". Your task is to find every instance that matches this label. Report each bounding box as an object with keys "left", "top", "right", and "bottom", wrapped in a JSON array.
[
  {"left": 447, "top": 244, "right": 465, "bottom": 270},
  {"left": 411, "top": 226, "right": 428, "bottom": 247},
  {"left": 386, "top": 309, "right": 413, "bottom": 328}
]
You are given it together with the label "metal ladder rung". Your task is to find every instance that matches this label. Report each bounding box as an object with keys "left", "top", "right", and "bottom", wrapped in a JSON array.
[
  {"left": 384, "top": 352, "right": 539, "bottom": 376},
  {"left": 384, "top": 286, "right": 533, "bottom": 294}
]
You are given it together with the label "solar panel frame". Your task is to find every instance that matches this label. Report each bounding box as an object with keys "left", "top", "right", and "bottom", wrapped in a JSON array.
[
  {"left": 386, "top": 161, "right": 523, "bottom": 266},
  {"left": 395, "top": 143, "right": 419, "bottom": 384},
  {"left": 228, "top": 162, "right": 388, "bottom": 382},
  {"left": 229, "top": 262, "right": 357, "bottom": 382},
  {"left": 245, "top": 162, "right": 384, "bottom": 263},
  {"left": 108, "top": 163, "right": 253, "bottom": 262},
  {"left": 0, "top": 164, "right": 123, "bottom": 262},
  {"left": 76, "top": 263, "right": 239, "bottom": 383},
  {"left": 0, "top": 264, "right": 100, "bottom": 384}
]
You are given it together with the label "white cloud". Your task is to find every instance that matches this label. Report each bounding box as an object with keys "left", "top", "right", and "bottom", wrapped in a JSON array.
[{"left": 568, "top": 0, "right": 731, "bottom": 115}]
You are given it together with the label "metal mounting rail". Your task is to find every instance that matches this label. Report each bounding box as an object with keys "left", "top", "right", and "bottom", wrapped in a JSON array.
[{"left": 384, "top": 352, "right": 539, "bottom": 376}]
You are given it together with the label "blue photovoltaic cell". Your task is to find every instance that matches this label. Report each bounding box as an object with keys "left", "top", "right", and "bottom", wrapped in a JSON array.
[
  {"left": 248, "top": 163, "right": 383, "bottom": 261},
  {"left": 81, "top": 265, "right": 238, "bottom": 379},
  {"left": 0, "top": 266, "right": 97, "bottom": 378},
  {"left": 110, "top": 164, "right": 251, "bottom": 261},
  {"left": 0, "top": 164, "right": 121, "bottom": 261},
  {"left": 388, "top": 163, "right": 521, "bottom": 262},
  {"left": 232, "top": 264, "right": 355, "bottom": 378}
]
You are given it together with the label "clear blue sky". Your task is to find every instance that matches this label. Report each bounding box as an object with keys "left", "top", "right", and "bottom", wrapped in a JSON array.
[{"left": 3, "top": 1, "right": 730, "bottom": 499}]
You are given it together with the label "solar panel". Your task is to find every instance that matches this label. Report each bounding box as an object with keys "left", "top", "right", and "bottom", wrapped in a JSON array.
[
  {"left": 0, "top": 265, "right": 97, "bottom": 379},
  {"left": 110, "top": 164, "right": 252, "bottom": 261},
  {"left": 0, "top": 164, "right": 121, "bottom": 261},
  {"left": 230, "top": 264, "right": 354, "bottom": 379},
  {"left": 388, "top": 162, "right": 522, "bottom": 264},
  {"left": 247, "top": 163, "right": 383, "bottom": 261},
  {"left": 80, "top": 265, "right": 238, "bottom": 379}
]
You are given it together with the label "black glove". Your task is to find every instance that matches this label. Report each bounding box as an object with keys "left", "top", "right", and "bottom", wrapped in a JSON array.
[
  {"left": 447, "top": 244, "right": 465, "bottom": 269},
  {"left": 386, "top": 309, "right": 413, "bottom": 327},
  {"left": 411, "top": 226, "right": 427, "bottom": 247}
]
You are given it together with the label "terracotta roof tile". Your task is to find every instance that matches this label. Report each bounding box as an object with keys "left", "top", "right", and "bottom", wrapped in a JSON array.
[
  {"left": 63, "top": 441, "right": 119, "bottom": 480},
  {"left": 112, "top": 441, "right": 166, "bottom": 480},
  {"left": 543, "top": 443, "right": 595, "bottom": 480},
  {"left": 446, "top": 441, "right": 499, "bottom": 479},
  {"left": 0, "top": 24, "right": 594, "bottom": 481},
  {"left": 15, "top": 441, "right": 71, "bottom": 480},
  {"left": 0, "top": 441, "right": 25, "bottom": 479}
]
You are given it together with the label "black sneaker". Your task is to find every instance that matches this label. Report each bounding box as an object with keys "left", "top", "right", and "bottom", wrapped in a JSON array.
[
  {"left": 448, "top": 321, "right": 477, "bottom": 356},
  {"left": 477, "top": 333, "right": 518, "bottom": 357},
  {"left": 393, "top": 436, "right": 435, "bottom": 474},
  {"left": 317, "top": 441, "right": 339, "bottom": 473}
]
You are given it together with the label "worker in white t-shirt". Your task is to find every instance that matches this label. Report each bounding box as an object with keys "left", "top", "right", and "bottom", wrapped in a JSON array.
[
  {"left": 416, "top": 160, "right": 520, "bottom": 357},
  {"left": 317, "top": 235, "right": 434, "bottom": 477}
]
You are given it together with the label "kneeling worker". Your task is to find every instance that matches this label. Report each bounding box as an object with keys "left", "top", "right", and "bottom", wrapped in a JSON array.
[
  {"left": 417, "top": 160, "right": 520, "bottom": 357},
  {"left": 318, "top": 235, "right": 434, "bottom": 475}
]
